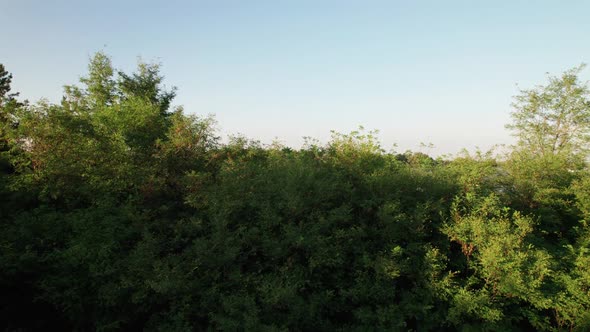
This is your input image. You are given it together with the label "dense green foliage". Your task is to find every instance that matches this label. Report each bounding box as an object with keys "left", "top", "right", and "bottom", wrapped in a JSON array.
[{"left": 1, "top": 54, "right": 590, "bottom": 331}]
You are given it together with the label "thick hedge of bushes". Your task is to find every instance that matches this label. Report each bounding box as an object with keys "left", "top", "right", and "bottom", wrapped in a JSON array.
[{"left": 1, "top": 55, "right": 590, "bottom": 331}]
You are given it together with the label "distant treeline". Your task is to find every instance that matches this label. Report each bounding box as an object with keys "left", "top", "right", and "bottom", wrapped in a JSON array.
[{"left": 1, "top": 54, "right": 590, "bottom": 331}]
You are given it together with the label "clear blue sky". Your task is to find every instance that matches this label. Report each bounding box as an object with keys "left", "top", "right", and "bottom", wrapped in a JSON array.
[{"left": 3, "top": 0, "right": 590, "bottom": 155}]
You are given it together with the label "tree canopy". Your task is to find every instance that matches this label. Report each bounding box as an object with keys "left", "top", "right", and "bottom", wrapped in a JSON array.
[
  {"left": 507, "top": 65, "right": 590, "bottom": 158},
  {"left": 1, "top": 54, "right": 590, "bottom": 331}
]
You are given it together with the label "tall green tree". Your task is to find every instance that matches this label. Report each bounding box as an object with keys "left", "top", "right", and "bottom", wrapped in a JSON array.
[
  {"left": 0, "top": 63, "right": 24, "bottom": 176},
  {"left": 503, "top": 67, "right": 589, "bottom": 242},
  {"left": 506, "top": 65, "right": 590, "bottom": 158},
  {"left": 0, "top": 64, "right": 19, "bottom": 102},
  {"left": 15, "top": 52, "right": 180, "bottom": 206},
  {"left": 79, "top": 52, "right": 116, "bottom": 107}
]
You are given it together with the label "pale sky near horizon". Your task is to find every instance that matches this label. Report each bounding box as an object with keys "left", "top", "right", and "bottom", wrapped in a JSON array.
[{"left": 2, "top": 0, "right": 590, "bottom": 155}]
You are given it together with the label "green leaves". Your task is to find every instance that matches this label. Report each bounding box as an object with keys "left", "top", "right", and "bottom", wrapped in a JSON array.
[
  {"left": 3, "top": 55, "right": 590, "bottom": 330},
  {"left": 444, "top": 194, "right": 562, "bottom": 329},
  {"left": 79, "top": 52, "right": 116, "bottom": 107},
  {"left": 507, "top": 65, "right": 590, "bottom": 158}
]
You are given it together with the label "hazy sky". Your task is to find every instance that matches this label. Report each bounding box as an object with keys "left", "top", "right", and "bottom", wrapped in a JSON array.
[{"left": 3, "top": 0, "right": 590, "bottom": 155}]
